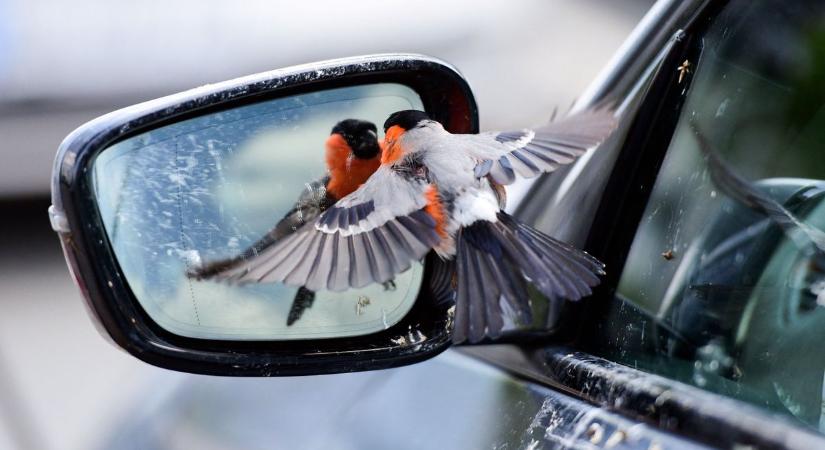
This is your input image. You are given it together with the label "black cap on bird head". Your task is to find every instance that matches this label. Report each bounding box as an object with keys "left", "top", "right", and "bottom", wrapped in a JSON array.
[
  {"left": 331, "top": 119, "right": 380, "bottom": 159},
  {"left": 383, "top": 110, "right": 431, "bottom": 132}
]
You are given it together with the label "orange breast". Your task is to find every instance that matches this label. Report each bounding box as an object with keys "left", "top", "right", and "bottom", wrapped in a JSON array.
[
  {"left": 424, "top": 184, "right": 447, "bottom": 239},
  {"left": 325, "top": 134, "right": 381, "bottom": 200}
]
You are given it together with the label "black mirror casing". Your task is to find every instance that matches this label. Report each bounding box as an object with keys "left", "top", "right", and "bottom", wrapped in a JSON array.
[{"left": 50, "top": 54, "right": 478, "bottom": 376}]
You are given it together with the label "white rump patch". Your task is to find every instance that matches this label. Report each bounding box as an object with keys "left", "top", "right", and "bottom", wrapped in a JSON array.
[{"left": 452, "top": 188, "right": 500, "bottom": 228}]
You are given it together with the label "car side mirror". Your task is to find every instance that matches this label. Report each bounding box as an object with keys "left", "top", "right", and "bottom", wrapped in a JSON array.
[{"left": 50, "top": 54, "right": 477, "bottom": 376}]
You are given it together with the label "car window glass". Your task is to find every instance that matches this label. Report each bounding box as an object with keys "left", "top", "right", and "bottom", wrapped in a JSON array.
[{"left": 600, "top": 0, "right": 825, "bottom": 432}]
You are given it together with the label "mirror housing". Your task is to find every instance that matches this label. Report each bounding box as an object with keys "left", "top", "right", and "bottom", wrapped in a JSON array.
[{"left": 50, "top": 54, "right": 478, "bottom": 376}]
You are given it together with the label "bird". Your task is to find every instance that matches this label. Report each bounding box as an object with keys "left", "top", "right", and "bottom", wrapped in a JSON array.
[
  {"left": 195, "top": 107, "right": 617, "bottom": 343},
  {"left": 188, "top": 118, "right": 385, "bottom": 326}
]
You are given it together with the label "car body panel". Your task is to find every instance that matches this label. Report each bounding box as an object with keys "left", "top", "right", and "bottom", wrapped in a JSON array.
[{"left": 99, "top": 350, "right": 711, "bottom": 450}]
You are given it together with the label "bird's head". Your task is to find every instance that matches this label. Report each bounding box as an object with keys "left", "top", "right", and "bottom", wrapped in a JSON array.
[
  {"left": 329, "top": 119, "right": 380, "bottom": 159},
  {"left": 381, "top": 110, "right": 432, "bottom": 164},
  {"left": 383, "top": 110, "right": 431, "bottom": 140}
]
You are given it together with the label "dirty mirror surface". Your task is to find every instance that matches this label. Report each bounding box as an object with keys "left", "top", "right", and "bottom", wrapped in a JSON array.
[
  {"left": 602, "top": 0, "right": 825, "bottom": 432},
  {"left": 92, "top": 84, "right": 425, "bottom": 340}
]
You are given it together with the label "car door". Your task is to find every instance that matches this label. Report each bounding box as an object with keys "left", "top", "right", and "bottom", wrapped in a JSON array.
[{"left": 471, "top": 0, "right": 825, "bottom": 448}]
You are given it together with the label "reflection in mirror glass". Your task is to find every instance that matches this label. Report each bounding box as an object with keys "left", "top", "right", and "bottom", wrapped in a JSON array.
[{"left": 93, "top": 84, "right": 425, "bottom": 340}]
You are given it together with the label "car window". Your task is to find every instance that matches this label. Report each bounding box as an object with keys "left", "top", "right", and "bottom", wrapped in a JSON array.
[{"left": 597, "top": 0, "right": 825, "bottom": 432}]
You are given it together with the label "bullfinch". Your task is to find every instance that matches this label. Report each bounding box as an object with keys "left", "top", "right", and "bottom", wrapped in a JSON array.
[{"left": 196, "top": 107, "right": 616, "bottom": 343}]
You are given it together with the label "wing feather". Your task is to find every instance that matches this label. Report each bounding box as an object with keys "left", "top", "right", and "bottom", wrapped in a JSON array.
[
  {"left": 328, "top": 233, "right": 350, "bottom": 291},
  {"left": 471, "top": 106, "right": 617, "bottom": 185},
  {"left": 194, "top": 165, "right": 440, "bottom": 291}
]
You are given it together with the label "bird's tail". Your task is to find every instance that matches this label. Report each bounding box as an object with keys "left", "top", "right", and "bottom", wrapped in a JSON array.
[{"left": 454, "top": 212, "right": 604, "bottom": 343}]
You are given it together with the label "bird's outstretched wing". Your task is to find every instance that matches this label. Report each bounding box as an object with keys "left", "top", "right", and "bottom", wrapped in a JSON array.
[
  {"left": 194, "top": 165, "right": 441, "bottom": 291},
  {"left": 469, "top": 106, "right": 617, "bottom": 185},
  {"left": 188, "top": 176, "right": 332, "bottom": 280}
]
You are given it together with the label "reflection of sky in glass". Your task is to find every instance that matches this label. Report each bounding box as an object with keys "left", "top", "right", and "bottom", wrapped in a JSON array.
[{"left": 93, "top": 83, "right": 425, "bottom": 340}]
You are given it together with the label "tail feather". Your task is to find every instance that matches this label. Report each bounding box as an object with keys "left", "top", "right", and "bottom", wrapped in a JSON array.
[
  {"left": 503, "top": 214, "right": 603, "bottom": 297},
  {"left": 454, "top": 212, "right": 604, "bottom": 343},
  {"left": 482, "top": 249, "right": 531, "bottom": 322},
  {"left": 515, "top": 221, "right": 603, "bottom": 282},
  {"left": 467, "top": 247, "right": 504, "bottom": 341},
  {"left": 454, "top": 257, "right": 469, "bottom": 342}
]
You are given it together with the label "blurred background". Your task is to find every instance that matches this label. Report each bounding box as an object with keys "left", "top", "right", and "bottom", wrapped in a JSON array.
[{"left": 0, "top": 1, "right": 651, "bottom": 448}]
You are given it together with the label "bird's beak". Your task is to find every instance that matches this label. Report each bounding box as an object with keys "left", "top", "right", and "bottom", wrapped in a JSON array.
[
  {"left": 381, "top": 125, "right": 406, "bottom": 165},
  {"left": 384, "top": 125, "right": 404, "bottom": 148}
]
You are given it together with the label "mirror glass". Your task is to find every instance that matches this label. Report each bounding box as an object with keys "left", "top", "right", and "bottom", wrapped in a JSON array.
[{"left": 92, "top": 84, "right": 426, "bottom": 340}]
